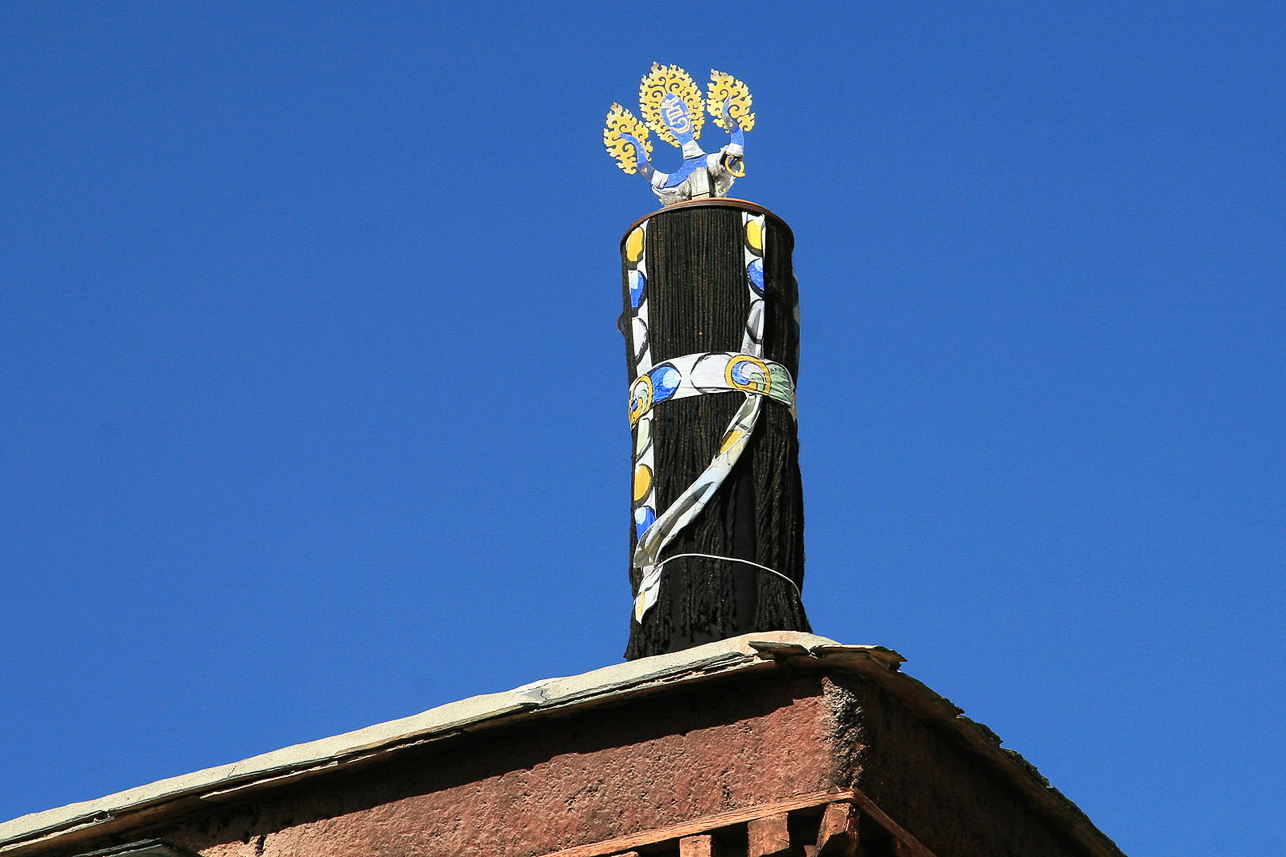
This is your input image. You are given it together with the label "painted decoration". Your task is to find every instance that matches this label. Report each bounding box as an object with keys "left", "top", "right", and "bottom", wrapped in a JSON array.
[
  {"left": 604, "top": 64, "right": 754, "bottom": 206},
  {"left": 623, "top": 220, "right": 657, "bottom": 543},
  {"left": 626, "top": 352, "right": 796, "bottom": 426},
  {"left": 627, "top": 212, "right": 799, "bottom": 623}
]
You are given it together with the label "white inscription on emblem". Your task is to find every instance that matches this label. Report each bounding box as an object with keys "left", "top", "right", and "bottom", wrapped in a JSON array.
[{"left": 661, "top": 95, "right": 690, "bottom": 134}]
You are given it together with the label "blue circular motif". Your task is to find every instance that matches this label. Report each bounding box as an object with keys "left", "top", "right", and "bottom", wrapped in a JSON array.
[
  {"left": 629, "top": 270, "right": 646, "bottom": 308},
  {"left": 747, "top": 258, "right": 765, "bottom": 295},
  {"left": 649, "top": 364, "right": 681, "bottom": 402},
  {"left": 634, "top": 506, "right": 656, "bottom": 538}
]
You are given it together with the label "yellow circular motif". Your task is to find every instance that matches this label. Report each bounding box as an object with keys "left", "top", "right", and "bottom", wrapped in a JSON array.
[
  {"left": 625, "top": 228, "right": 645, "bottom": 263},
  {"left": 745, "top": 219, "right": 762, "bottom": 253},
  {"left": 725, "top": 355, "right": 770, "bottom": 394},
  {"left": 628, "top": 375, "right": 653, "bottom": 425},
  {"left": 633, "top": 465, "right": 653, "bottom": 501}
]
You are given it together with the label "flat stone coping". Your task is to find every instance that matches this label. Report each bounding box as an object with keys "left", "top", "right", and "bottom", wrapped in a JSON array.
[
  {"left": 0, "top": 632, "right": 890, "bottom": 851},
  {"left": 1, "top": 632, "right": 1119, "bottom": 857}
]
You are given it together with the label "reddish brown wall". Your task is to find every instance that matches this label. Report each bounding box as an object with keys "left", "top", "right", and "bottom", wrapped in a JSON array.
[
  {"left": 824, "top": 675, "right": 1096, "bottom": 857},
  {"left": 18, "top": 666, "right": 1119, "bottom": 857},
  {"left": 55, "top": 673, "right": 835, "bottom": 857}
]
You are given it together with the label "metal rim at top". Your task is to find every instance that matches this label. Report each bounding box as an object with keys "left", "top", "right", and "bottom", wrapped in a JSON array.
[{"left": 620, "top": 198, "right": 794, "bottom": 251}]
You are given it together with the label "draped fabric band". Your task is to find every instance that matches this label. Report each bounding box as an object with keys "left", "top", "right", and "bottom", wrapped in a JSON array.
[
  {"left": 628, "top": 351, "right": 796, "bottom": 427},
  {"left": 625, "top": 211, "right": 796, "bottom": 623}
]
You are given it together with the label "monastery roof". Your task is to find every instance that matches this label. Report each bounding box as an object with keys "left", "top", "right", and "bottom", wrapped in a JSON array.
[{"left": 0, "top": 632, "right": 1108, "bottom": 856}]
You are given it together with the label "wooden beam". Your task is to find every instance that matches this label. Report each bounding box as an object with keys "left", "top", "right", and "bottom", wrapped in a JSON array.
[
  {"left": 747, "top": 812, "right": 791, "bottom": 857},
  {"left": 815, "top": 802, "right": 859, "bottom": 856},
  {"left": 535, "top": 786, "right": 941, "bottom": 857},
  {"left": 848, "top": 787, "right": 937, "bottom": 857},
  {"left": 535, "top": 790, "right": 853, "bottom": 857}
]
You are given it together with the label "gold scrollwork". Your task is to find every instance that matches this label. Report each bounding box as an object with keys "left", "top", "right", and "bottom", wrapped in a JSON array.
[
  {"left": 629, "top": 375, "right": 654, "bottom": 426},
  {"left": 725, "top": 355, "right": 771, "bottom": 394},
  {"left": 604, "top": 103, "right": 654, "bottom": 175},
  {"left": 638, "top": 63, "right": 705, "bottom": 147},
  {"left": 706, "top": 70, "right": 755, "bottom": 133}
]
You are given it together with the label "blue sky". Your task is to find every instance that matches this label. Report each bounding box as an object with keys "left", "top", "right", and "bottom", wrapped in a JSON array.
[{"left": 2, "top": 3, "right": 1282, "bottom": 854}]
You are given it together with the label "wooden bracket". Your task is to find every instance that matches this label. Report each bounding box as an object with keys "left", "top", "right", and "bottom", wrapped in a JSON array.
[
  {"left": 815, "top": 802, "right": 859, "bottom": 857},
  {"left": 679, "top": 834, "right": 719, "bottom": 857},
  {"left": 747, "top": 812, "right": 791, "bottom": 857}
]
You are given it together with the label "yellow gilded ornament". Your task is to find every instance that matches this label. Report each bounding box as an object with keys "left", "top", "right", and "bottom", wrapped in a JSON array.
[
  {"left": 639, "top": 63, "right": 705, "bottom": 147},
  {"left": 605, "top": 64, "right": 755, "bottom": 205},
  {"left": 706, "top": 70, "right": 755, "bottom": 132},
  {"left": 604, "top": 103, "right": 653, "bottom": 175}
]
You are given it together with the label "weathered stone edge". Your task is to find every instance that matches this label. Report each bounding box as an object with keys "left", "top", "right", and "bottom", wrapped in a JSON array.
[{"left": 0, "top": 632, "right": 849, "bottom": 851}]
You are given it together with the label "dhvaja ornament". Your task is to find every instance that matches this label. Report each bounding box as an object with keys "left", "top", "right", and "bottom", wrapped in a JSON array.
[
  {"left": 608, "top": 65, "right": 811, "bottom": 659},
  {"left": 605, "top": 65, "right": 755, "bottom": 206}
]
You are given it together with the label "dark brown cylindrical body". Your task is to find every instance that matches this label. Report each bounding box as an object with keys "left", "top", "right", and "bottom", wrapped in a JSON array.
[{"left": 620, "top": 199, "right": 809, "bottom": 659}]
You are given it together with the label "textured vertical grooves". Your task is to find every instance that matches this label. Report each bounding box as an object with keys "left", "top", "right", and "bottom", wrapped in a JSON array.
[{"left": 621, "top": 203, "right": 809, "bottom": 658}]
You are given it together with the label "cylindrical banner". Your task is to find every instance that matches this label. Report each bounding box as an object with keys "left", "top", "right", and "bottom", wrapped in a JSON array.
[{"left": 620, "top": 199, "right": 810, "bottom": 659}]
